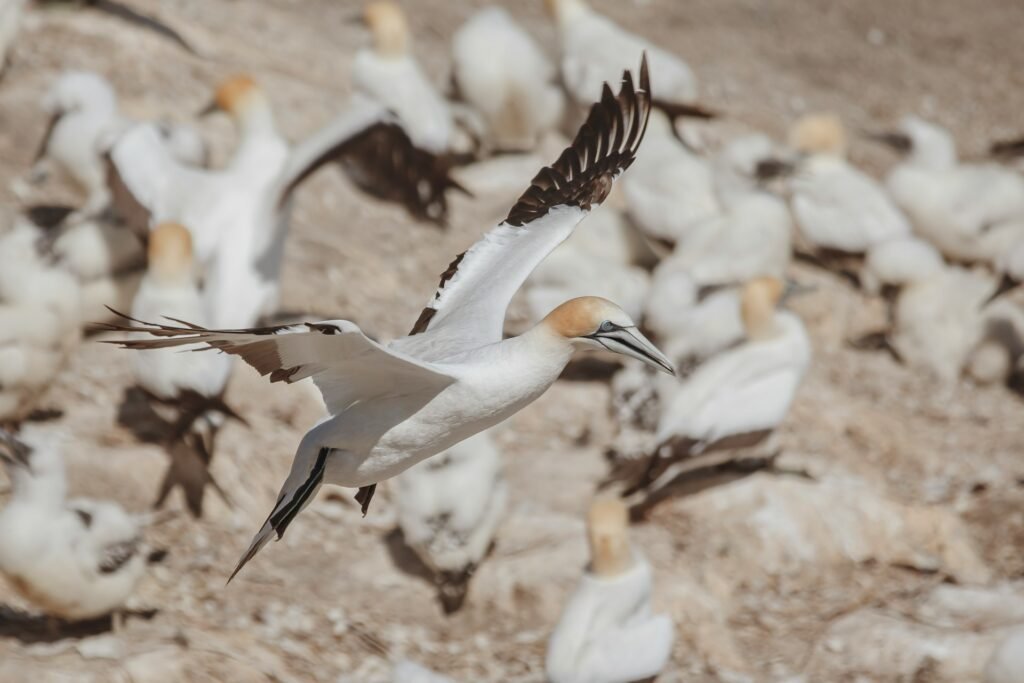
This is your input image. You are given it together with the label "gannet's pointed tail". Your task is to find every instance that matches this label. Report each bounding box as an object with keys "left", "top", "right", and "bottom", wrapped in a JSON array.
[{"left": 227, "top": 446, "right": 332, "bottom": 583}]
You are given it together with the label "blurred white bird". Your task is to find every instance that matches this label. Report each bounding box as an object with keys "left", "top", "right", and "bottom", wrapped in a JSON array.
[
  {"left": 128, "top": 222, "right": 238, "bottom": 516},
  {"left": 31, "top": 71, "right": 207, "bottom": 220},
  {"left": 393, "top": 429, "right": 506, "bottom": 613},
  {"left": 869, "top": 116, "right": 1024, "bottom": 263},
  {"left": 787, "top": 113, "right": 911, "bottom": 254},
  {"left": 545, "top": 0, "right": 707, "bottom": 125},
  {"left": 620, "top": 109, "right": 720, "bottom": 247},
  {"left": 352, "top": 1, "right": 455, "bottom": 155},
  {"left": 104, "top": 60, "right": 673, "bottom": 581},
  {"left": 0, "top": 427, "right": 148, "bottom": 625},
  {"left": 615, "top": 277, "right": 811, "bottom": 498},
  {"left": 450, "top": 7, "right": 564, "bottom": 153},
  {"left": 0, "top": 215, "right": 82, "bottom": 426},
  {"left": 546, "top": 498, "right": 674, "bottom": 683}
]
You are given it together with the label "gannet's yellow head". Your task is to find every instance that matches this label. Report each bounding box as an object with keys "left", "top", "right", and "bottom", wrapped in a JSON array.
[
  {"left": 543, "top": 0, "right": 590, "bottom": 24},
  {"left": 363, "top": 1, "right": 409, "bottom": 57},
  {"left": 740, "top": 276, "right": 790, "bottom": 340},
  {"left": 543, "top": 297, "right": 674, "bottom": 374},
  {"left": 789, "top": 113, "right": 847, "bottom": 158},
  {"left": 587, "top": 498, "right": 632, "bottom": 578},
  {"left": 148, "top": 222, "right": 194, "bottom": 284},
  {"left": 202, "top": 74, "right": 264, "bottom": 119}
]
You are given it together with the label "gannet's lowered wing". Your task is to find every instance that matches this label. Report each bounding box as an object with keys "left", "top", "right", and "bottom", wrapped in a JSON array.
[
  {"left": 400, "top": 55, "right": 651, "bottom": 357},
  {"left": 99, "top": 314, "right": 456, "bottom": 415}
]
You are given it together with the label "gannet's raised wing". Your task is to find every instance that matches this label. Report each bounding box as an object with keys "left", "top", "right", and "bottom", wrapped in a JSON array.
[
  {"left": 99, "top": 314, "right": 456, "bottom": 414},
  {"left": 282, "top": 99, "right": 467, "bottom": 225},
  {"left": 400, "top": 56, "right": 651, "bottom": 357}
]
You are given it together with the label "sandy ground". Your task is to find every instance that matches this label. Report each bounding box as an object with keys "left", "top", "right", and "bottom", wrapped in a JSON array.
[{"left": 1, "top": 0, "right": 1023, "bottom": 681}]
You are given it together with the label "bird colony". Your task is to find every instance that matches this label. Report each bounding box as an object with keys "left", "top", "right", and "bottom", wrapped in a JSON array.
[{"left": 0, "top": 0, "right": 1022, "bottom": 681}]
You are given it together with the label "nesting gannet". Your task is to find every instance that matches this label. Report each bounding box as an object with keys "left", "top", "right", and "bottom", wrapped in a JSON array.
[
  {"left": 104, "top": 59, "right": 672, "bottom": 580},
  {"left": 0, "top": 427, "right": 147, "bottom": 623},
  {"left": 31, "top": 71, "right": 207, "bottom": 220},
  {"left": 0, "top": 216, "right": 82, "bottom": 426},
  {"left": 869, "top": 116, "right": 1024, "bottom": 263},
  {"left": 546, "top": 0, "right": 706, "bottom": 124},
  {"left": 787, "top": 113, "right": 911, "bottom": 254},
  {"left": 352, "top": 1, "right": 455, "bottom": 155},
  {"left": 545, "top": 499, "right": 674, "bottom": 683},
  {"left": 393, "top": 429, "right": 506, "bottom": 613},
  {"left": 620, "top": 109, "right": 720, "bottom": 247},
  {"left": 128, "top": 223, "right": 238, "bottom": 516},
  {"left": 616, "top": 277, "right": 810, "bottom": 497},
  {"left": 450, "top": 7, "right": 564, "bottom": 153}
]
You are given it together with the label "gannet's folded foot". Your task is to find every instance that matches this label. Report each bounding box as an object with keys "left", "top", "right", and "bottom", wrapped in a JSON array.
[{"left": 355, "top": 484, "right": 376, "bottom": 517}]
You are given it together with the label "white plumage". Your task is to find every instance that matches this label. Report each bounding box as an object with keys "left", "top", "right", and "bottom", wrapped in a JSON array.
[
  {"left": 451, "top": 7, "right": 564, "bottom": 152},
  {"left": 393, "top": 429, "right": 506, "bottom": 613},
  {"left": 546, "top": 499, "right": 673, "bottom": 683},
  {"left": 0, "top": 427, "right": 147, "bottom": 621}
]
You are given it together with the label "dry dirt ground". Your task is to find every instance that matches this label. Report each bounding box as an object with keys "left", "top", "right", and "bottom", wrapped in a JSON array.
[{"left": 1, "top": 0, "right": 1023, "bottom": 681}]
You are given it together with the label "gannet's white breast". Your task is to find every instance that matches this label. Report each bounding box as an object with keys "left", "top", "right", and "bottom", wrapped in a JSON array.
[
  {"left": 546, "top": 557, "right": 674, "bottom": 683},
  {"left": 792, "top": 155, "right": 911, "bottom": 253},
  {"left": 353, "top": 50, "right": 453, "bottom": 153}
]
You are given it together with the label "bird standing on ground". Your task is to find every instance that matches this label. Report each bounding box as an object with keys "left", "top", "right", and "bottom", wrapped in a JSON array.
[
  {"left": 128, "top": 222, "right": 238, "bottom": 516},
  {"left": 450, "top": 6, "right": 564, "bottom": 153},
  {"left": 546, "top": 498, "right": 674, "bottom": 683},
  {"left": 393, "top": 429, "right": 507, "bottom": 614},
  {"left": 0, "top": 427, "right": 148, "bottom": 624},
  {"left": 103, "top": 58, "right": 672, "bottom": 581}
]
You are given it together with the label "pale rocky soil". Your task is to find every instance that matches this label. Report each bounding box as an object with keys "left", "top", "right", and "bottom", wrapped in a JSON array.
[{"left": 1, "top": 0, "right": 1023, "bottom": 681}]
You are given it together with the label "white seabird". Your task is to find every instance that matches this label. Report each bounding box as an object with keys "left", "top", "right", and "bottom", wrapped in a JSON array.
[
  {"left": 787, "top": 113, "right": 911, "bottom": 254},
  {"left": 104, "top": 58, "right": 673, "bottom": 580},
  {"left": 393, "top": 429, "right": 506, "bottom": 613},
  {"left": 0, "top": 427, "right": 148, "bottom": 624},
  {"left": 450, "top": 6, "right": 564, "bottom": 153},
  {"left": 31, "top": 70, "right": 207, "bottom": 220},
  {"left": 868, "top": 116, "right": 1024, "bottom": 263},
  {"left": 128, "top": 222, "right": 238, "bottom": 516},
  {"left": 615, "top": 276, "right": 811, "bottom": 498},
  {"left": 545, "top": 498, "right": 674, "bottom": 683}
]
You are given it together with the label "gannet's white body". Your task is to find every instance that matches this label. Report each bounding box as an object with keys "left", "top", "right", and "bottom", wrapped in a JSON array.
[
  {"left": 393, "top": 429, "right": 506, "bottom": 612},
  {"left": 546, "top": 499, "right": 673, "bottom": 683},
  {"left": 620, "top": 110, "right": 720, "bottom": 245},
  {"left": 787, "top": 114, "right": 910, "bottom": 253},
  {"left": 109, "top": 61, "right": 674, "bottom": 580},
  {"left": 877, "top": 116, "right": 1024, "bottom": 262},
  {"left": 32, "top": 71, "right": 207, "bottom": 218},
  {"left": 451, "top": 7, "right": 564, "bottom": 152},
  {"left": 0, "top": 428, "right": 147, "bottom": 620},
  {"left": 0, "top": 217, "right": 82, "bottom": 423},
  {"left": 353, "top": 2, "right": 454, "bottom": 154}
]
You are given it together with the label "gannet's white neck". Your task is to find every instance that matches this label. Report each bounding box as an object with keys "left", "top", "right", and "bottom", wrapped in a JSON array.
[{"left": 903, "top": 118, "right": 957, "bottom": 170}]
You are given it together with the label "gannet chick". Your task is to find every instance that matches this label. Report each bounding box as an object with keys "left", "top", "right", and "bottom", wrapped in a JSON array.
[
  {"left": 0, "top": 427, "right": 147, "bottom": 623},
  {"left": 620, "top": 109, "right": 720, "bottom": 246},
  {"left": 0, "top": 217, "right": 82, "bottom": 426},
  {"left": 129, "top": 223, "right": 237, "bottom": 516},
  {"left": 869, "top": 116, "right": 1024, "bottom": 263},
  {"left": 393, "top": 429, "right": 506, "bottom": 613},
  {"left": 32, "top": 71, "right": 208, "bottom": 219},
  {"left": 450, "top": 7, "right": 564, "bottom": 153},
  {"left": 788, "top": 113, "right": 911, "bottom": 254},
  {"left": 546, "top": 0, "right": 706, "bottom": 124},
  {"left": 546, "top": 498, "right": 674, "bottom": 683},
  {"left": 104, "top": 60, "right": 670, "bottom": 580},
  {"left": 616, "top": 277, "right": 811, "bottom": 497},
  {"left": 353, "top": 1, "right": 454, "bottom": 154}
]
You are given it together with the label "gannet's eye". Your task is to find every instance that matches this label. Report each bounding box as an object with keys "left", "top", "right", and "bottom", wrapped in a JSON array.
[{"left": 599, "top": 321, "right": 615, "bottom": 333}]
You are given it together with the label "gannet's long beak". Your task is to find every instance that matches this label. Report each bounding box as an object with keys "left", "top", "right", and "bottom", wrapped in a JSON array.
[
  {"left": 197, "top": 100, "right": 219, "bottom": 117},
  {"left": 591, "top": 327, "right": 675, "bottom": 376},
  {"left": 862, "top": 130, "right": 912, "bottom": 153}
]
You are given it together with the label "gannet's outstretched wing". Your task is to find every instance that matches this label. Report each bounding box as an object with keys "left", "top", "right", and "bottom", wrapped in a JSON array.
[
  {"left": 99, "top": 313, "right": 456, "bottom": 415},
  {"left": 400, "top": 55, "right": 650, "bottom": 357}
]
